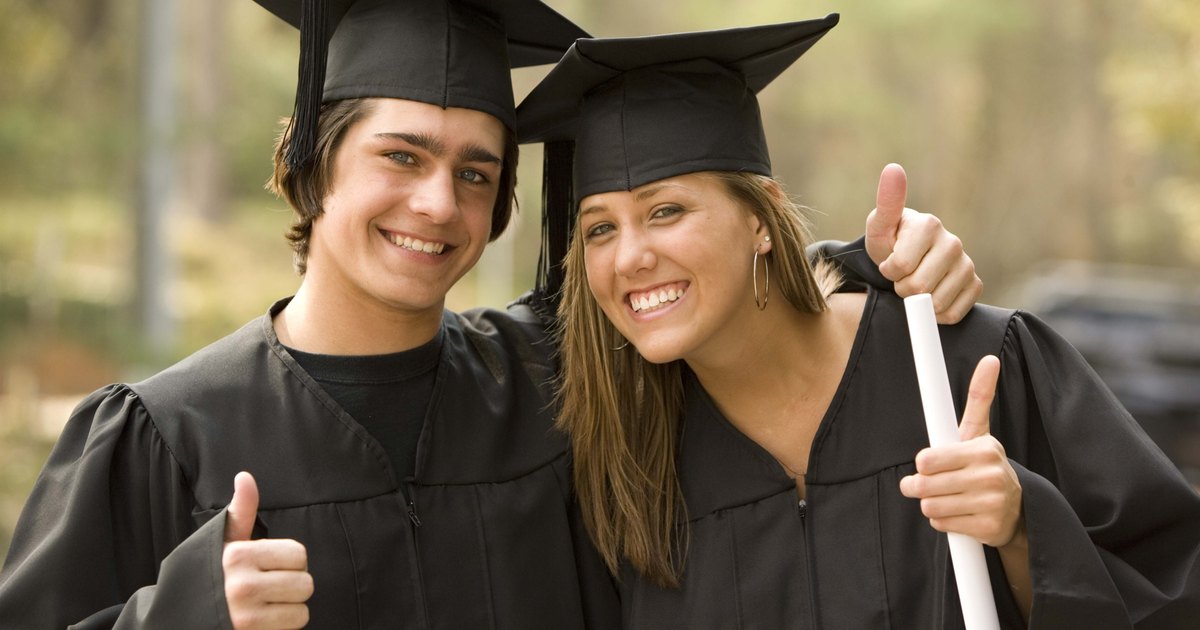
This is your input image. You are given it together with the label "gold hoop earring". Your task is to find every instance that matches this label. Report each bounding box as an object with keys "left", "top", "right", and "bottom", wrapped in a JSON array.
[
  {"left": 611, "top": 328, "right": 629, "bottom": 351},
  {"left": 753, "top": 246, "right": 769, "bottom": 311}
]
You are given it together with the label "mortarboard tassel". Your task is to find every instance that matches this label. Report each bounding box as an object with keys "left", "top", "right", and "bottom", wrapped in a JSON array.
[
  {"left": 284, "top": 0, "right": 329, "bottom": 170},
  {"left": 536, "top": 140, "right": 576, "bottom": 303}
]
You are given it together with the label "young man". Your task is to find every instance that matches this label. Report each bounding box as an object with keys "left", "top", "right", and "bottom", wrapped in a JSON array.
[{"left": 0, "top": 1, "right": 980, "bottom": 627}]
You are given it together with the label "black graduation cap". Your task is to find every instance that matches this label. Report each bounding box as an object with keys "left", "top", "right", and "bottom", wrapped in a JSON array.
[
  {"left": 516, "top": 14, "right": 839, "bottom": 296},
  {"left": 253, "top": 0, "right": 589, "bottom": 169}
]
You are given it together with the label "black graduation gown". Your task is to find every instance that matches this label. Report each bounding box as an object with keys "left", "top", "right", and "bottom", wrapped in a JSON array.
[
  {"left": 617, "top": 289, "right": 1200, "bottom": 629},
  {"left": 0, "top": 298, "right": 618, "bottom": 629}
]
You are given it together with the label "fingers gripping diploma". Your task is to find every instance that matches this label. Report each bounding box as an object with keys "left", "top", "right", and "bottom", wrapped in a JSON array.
[
  {"left": 223, "top": 472, "right": 314, "bottom": 629},
  {"left": 899, "top": 356, "right": 1024, "bottom": 548},
  {"left": 865, "top": 164, "right": 983, "bottom": 325}
]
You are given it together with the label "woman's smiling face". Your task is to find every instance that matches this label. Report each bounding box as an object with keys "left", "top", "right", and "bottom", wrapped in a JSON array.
[{"left": 579, "top": 172, "right": 772, "bottom": 365}]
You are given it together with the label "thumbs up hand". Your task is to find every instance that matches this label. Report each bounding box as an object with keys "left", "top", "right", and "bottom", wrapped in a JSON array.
[
  {"left": 865, "top": 164, "right": 983, "bottom": 325},
  {"left": 898, "top": 356, "right": 1025, "bottom": 548},
  {"left": 222, "top": 472, "right": 313, "bottom": 629},
  {"left": 865, "top": 163, "right": 908, "bottom": 265},
  {"left": 225, "top": 471, "right": 261, "bottom": 544}
]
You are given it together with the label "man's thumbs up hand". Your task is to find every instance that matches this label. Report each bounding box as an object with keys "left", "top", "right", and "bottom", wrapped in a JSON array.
[
  {"left": 221, "top": 472, "right": 313, "bottom": 629},
  {"left": 864, "top": 163, "right": 983, "bottom": 324},
  {"left": 225, "top": 471, "right": 260, "bottom": 543}
]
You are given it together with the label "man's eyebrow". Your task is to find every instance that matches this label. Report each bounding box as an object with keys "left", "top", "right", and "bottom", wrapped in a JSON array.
[
  {"left": 374, "top": 132, "right": 500, "bottom": 166},
  {"left": 458, "top": 144, "right": 502, "bottom": 166},
  {"left": 375, "top": 132, "right": 447, "bottom": 157}
]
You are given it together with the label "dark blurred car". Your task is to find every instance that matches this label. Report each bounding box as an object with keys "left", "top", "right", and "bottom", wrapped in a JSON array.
[{"left": 1014, "top": 261, "right": 1200, "bottom": 488}]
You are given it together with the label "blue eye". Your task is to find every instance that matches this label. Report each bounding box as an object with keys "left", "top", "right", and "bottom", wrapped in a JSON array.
[
  {"left": 584, "top": 223, "right": 614, "bottom": 239},
  {"left": 652, "top": 205, "right": 684, "bottom": 219},
  {"left": 458, "top": 169, "right": 488, "bottom": 184},
  {"left": 386, "top": 152, "right": 416, "bottom": 165}
]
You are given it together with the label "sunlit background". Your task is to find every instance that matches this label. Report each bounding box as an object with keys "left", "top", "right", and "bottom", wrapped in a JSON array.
[{"left": 2, "top": 0, "right": 1198, "bottom": 558}]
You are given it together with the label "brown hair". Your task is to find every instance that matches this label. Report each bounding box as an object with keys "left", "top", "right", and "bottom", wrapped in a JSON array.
[
  {"left": 555, "top": 171, "right": 837, "bottom": 587},
  {"left": 269, "top": 98, "right": 520, "bottom": 274}
]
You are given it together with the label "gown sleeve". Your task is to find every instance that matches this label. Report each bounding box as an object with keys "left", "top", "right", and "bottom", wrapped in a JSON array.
[
  {"left": 0, "top": 385, "right": 234, "bottom": 629},
  {"left": 993, "top": 312, "right": 1200, "bottom": 629}
]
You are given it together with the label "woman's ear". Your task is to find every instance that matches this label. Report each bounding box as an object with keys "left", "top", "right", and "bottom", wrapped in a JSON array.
[
  {"left": 754, "top": 179, "right": 785, "bottom": 254},
  {"left": 751, "top": 216, "right": 773, "bottom": 254}
]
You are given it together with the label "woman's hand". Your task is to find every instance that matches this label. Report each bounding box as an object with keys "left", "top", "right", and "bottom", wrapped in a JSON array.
[{"left": 899, "top": 356, "right": 1024, "bottom": 547}]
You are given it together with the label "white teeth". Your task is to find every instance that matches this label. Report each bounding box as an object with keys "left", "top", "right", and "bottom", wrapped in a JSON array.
[
  {"left": 389, "top": 233, "right": 445, "bottom": 255},
  {"left": 630, "top": 286, "right": 685, "bottom": 313}
]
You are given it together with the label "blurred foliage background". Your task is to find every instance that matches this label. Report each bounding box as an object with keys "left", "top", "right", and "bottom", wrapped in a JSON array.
[{"left": 2, "top": 0, "right": 1198, "bottom": 558}]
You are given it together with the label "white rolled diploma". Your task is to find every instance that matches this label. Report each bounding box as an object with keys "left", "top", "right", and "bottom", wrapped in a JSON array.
[{"left": 903, "top": 294, "right": 1001, "bottom": 630}]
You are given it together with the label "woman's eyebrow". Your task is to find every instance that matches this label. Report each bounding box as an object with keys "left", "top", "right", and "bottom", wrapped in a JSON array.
[
  {"left": 579, "top": 204, "right": 606, "bottom": 217},
  {"left": 635, "top": 183, "right": 689, "bottom": 201},
  {"left": 635, "top": 185, "right": 665, "bottom": 201}
]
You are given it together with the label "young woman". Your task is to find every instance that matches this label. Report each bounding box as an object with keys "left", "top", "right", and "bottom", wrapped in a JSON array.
[{"left": 519, "top": 15, "right": 1200, "bottom": 629}]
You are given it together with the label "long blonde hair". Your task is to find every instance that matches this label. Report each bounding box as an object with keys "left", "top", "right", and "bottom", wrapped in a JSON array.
[{"left": 555, "top": 171, "right": 838, "bottom": 587}]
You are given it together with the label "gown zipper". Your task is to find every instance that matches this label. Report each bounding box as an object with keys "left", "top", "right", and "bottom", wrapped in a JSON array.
[
  {"left": 797, "top": 498, "right": 818, "bottom": 629},
  {"left": 404, "top": 478, "right": 430, "bottom": 627},
  {"left": 407, "top": 483, "right": 422, "bottom": 528}
]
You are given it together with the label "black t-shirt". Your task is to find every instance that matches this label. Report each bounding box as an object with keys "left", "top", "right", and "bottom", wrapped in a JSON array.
[{"left": 286, "top": 329, "right": 442, "bottom": 481}]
